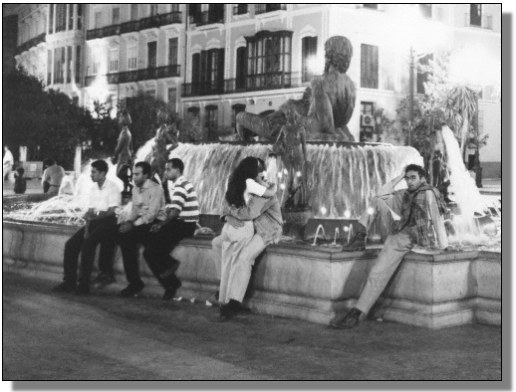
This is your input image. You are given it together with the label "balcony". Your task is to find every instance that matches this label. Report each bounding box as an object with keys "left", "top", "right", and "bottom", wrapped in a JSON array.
[
  {"left": 16, "top": 33, "right": 46, "bottom": 54},
  {"left": 254, "top": 4, "right": 286, "bottom": 15},
  {"left": 84, "top": 64, "right": 180, "bottom": 86},
  {"left": 196, "top": 10, "right": 224, "bottom": 26},
  {"left": 86, "top": 11, "right": 182, "bottom": 40},
  {"left": 182, "top": 72, "right": 293, "bottom": 97}
]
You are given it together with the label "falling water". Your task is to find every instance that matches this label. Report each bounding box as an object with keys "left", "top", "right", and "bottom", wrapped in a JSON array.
[
  {"left": 441, "top": 126, "right": 491, "bottom": 245},
  {"left": 151, "top": 142, "right": 423, "bottom": 218}
]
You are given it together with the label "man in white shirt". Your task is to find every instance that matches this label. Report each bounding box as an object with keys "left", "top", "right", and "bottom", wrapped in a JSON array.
[
  {"left": 3, "top": 145, "right": 14, "bottom": 181},
  {"left": 52, "top": 160, "right": 121, "bottom": 295},
  {"left": 42, "top": 158, "right": 66, "bottom": 195}
]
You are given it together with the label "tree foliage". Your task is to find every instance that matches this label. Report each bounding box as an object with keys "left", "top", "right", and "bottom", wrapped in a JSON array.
[{"left": 3, "top": 68, "right": 91, "bottom": 169}]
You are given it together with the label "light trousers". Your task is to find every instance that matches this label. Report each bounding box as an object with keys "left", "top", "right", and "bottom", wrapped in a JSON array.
[{"left": 212, "top": 222, "right": 266, "bottom": 304}]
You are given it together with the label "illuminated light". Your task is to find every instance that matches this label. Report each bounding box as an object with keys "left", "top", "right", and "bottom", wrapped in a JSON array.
[
  {"left": 344, "top": 210, "right": 351, "bottom": 219},
  {"left": 367, "top": 207, "right": 375, "bottom": 215},
  {"left": 295, "top": 171, "right": 302, "bottom": 177},
  {"left": 320, "top": 207, "right": 327, "bottom": 216},
  {"left": 343, "top": 226, "right": 350, "bottom": 232},
  {"left": 283, "top": 168, "right": 289, "bottom": 175},
  {"left": 279, "top": 183, "right": 286, "bottom": 190},
  {"left": 306, "top": 55, "right": 324, "bottom": 75},
  {"left": 277, "top": 172, "right": 283, "bottom": 179}
]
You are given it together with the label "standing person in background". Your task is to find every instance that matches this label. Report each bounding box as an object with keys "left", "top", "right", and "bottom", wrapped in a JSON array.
[
  {"left": 42, "top": 159, "right": 65, "bottom": 195},
  {"left": 13, "top": 167, "right": 27, "bottom": 194},
  {"left": 3, "top": 145, "right": 14, "bottom": 181}
]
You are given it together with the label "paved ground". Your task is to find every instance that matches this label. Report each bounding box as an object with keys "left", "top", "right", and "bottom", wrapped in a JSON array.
[{"left": 3, "top": 272, "right": 502, "bottom": 381}]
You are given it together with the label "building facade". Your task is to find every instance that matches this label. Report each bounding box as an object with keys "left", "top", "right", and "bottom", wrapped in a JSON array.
[{"left": 12, "top": 4, "right": 501, "bottom": 177}]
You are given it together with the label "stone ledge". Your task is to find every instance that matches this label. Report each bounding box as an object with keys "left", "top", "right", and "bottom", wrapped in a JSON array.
[{"left": 2, "top": 221, "right": 501, "bottom": 329}]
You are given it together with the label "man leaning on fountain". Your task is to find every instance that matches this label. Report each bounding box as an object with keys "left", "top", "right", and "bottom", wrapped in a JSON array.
[
  {"left": 330, "top": 164, "right": 449, "bottom": 329},
  {"left": 52, "top": 160, "right": 120, "bottom": 295}
]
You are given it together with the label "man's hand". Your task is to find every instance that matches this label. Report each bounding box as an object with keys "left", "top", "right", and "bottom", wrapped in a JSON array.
[
  {"left": 226, "top": 215, "right": 244, "bottom": 228},
  {"left": 119, "top": 221, "right": 133, "bottom": 233},
  {"left": 150, "top": 221, "right": 165, "bottom": 233}
]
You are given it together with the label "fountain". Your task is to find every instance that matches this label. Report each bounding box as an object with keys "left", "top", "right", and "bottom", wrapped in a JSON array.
[{"left": 3, "top": 35, "right": 500, "bottom": 329}]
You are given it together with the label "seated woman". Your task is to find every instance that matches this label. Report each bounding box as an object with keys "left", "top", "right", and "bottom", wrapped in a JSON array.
[{"left": 212, "top": 157, "right": 283, "bottom": 321}]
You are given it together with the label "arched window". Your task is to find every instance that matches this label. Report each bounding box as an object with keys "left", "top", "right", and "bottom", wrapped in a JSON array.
[{"left": 301, "top": 36, "right": 317, "bottom": 82}]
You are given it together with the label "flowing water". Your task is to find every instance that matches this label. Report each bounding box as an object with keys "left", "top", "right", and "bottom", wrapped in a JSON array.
[{"left": 139, "top": 141, "right": 423, "bottom": 219}]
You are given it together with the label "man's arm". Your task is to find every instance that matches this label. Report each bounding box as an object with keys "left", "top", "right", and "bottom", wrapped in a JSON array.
[
  {"left": 224, "top": 196, "right": 277, "bottom": 221},
  {"left": 134, "top": 186, "right": 164, "bottom": 226},
  {"left": 426, "top": 190, "right": 449, "bottom": 249}
]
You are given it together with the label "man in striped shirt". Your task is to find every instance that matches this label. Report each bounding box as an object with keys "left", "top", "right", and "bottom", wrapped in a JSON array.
[{"left": 144, "top": 158, "right": 199, "bottom": 300}]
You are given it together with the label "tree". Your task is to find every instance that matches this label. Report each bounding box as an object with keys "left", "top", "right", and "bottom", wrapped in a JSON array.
[{"left": 3, "top": 68, "right": 91, "bottom": 168}]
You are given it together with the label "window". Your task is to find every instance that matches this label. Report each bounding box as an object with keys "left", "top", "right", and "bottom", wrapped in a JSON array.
[
  {"left": 66, "top": 46, "right": 72, "bottom": 83},
  {"left": 360, "top": 44, "right": 378, "bottom": 89},
  {"left": 416, "top": 54, "right": 433, "bottom": 94},
  {"left": 55, "top": 4, "right": 67, "bottom": 32},
  {"left": 47, "top": 49, "right": 52, "bottom": 84},
  {"left": 191, "top": 49, "right": 225, "bottom": 94},
  {"left": 150, "top": 4, "right": 158, "bottom": 16},
  {"left": 131, "top": 4, "right": 138, "bottom": 20},
  {"left": 189, "top": 4, "right": 202, "bottom": 24},
  {"left": 77, "top": 4, "right": 83, "bottom": 29},
  {"left": 207, "top": 4, "right": 224, "bottom": 24},
  {"left": 420, "top": 4, "right": 432, "bottom": 18},
  {"left": 147, "top": 41, "right": 157, "bottom": 68},
  {"left": 168, "top": 88, "right": 177, "bottom": 111},
  {"left": 470, "top": 4, "right": 482, "bottom": 26},
  {"left": 301, "top": 36, "right": 317, "bottom": 82},
  {"left": 359, "top": 101, "right": 376, "bottom": 142},
  {"left": 108, "top": 48, "right": 119, "bottom": 73},
  {"left": 92, "top": 48, "right": 100, "bottom": 74},
  {"left": 49, "top": 4, "right": 54, "bottom": 34},
  {"left": 168, "top": 38, "right": 178, "bottom": 65},
  {"left": 236, "top": 47, "right": 246, "bottom": 89},
  {"left": 127, "top": 45, "right": 137, "bottom": 69},
  {"left": 205, "top": 105, "right": 218, "bottom": 141},
  {"left": 68, "top": 4, "right": 74, "bottom": 30},
  {"left": 54, "top": 47, "right": 65, "bottom": 83},
  {"left": 246, "top": 30, "right": 292, "bottom": 90},
  {"left": 255, "top": 4, "right": 286, "bottom": 14},
  {"left": 95, "top": 11, "right": 102, "bottom": 28},
  {"left": 233, "top": 4, "right": 248, "bottom": 15},
  {"left": 112, "top": 7, "right": 120, "bottom": 25},
  {"left": 170, "top": 4, "right": 180, "bottom": 13},
  {"left": 75, "top": 46, "right": 81, "bottom": 83},
  {"left": 232, "top": 104, "right": 246, "bottom": 131}
]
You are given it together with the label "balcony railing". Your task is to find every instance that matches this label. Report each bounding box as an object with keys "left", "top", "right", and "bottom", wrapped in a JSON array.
[
  {"left": 86, "top": 11, "right": 182, "bottom": 40},
  {"left": 85, "top": 64, "right": 180, "bottom": 86},
  {"left": 254, "top": 4, "right": 286, "bottom": 15},
  {"left": 16, "top": 33, "right": 46, "bottom": 54},
  {"left": 194, "top": 10, "right": 224, "bottom": 26},
  {"left": 182, "top": 72, "right": 293, "bottom": 97}
]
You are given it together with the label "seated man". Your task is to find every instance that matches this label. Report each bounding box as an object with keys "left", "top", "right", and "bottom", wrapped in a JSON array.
[
  {"left": 52, "top": 160, "right": 120, "bottom": 294},
  {"left": 144, "top": 158, "right": 200, "bottom": 300},
  {"left": 330, "top": 164, "right": 449, "bottom": 329}
]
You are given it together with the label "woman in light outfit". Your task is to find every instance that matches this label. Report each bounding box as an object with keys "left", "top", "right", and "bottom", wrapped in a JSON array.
[{"left": 212, "top": 156, "right": 282, "bottom": 321}]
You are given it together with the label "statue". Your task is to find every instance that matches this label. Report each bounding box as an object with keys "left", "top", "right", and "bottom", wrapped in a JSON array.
[
  {"left": 151, "top": 109, "right": 179, "bottom": 183},
  {"left": 236, "top": 35, "right": 356, "bottom": 143},
  {"left": 112, "top": 110, "right": 134, "bottom": 198}
]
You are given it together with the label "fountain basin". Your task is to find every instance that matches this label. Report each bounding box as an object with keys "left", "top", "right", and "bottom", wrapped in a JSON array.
[{"left": 2, "top": 219, "right": 500, "bottom": 329}]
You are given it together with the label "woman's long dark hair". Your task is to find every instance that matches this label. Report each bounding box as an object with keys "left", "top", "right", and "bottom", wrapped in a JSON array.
[{"left": 225, "top": 157, "right": 264, "bottom": 207}]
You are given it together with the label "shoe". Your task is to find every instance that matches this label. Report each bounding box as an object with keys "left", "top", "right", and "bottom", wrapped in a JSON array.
[
  {"left": 119, "top": 282, "right": 144, "bottom": 297},
  {"left": 92, "top": 273, "right": 116, "bottom": 288},
  {"left": 159, "top": 260, "right": 180, "bottom": 280},
  {"left": 329, "top": 307, "right": 362, "bottom": 329},
  {"left": 341, "top": 232, "right": 367, "bottom": 252},
  {"left": 218, "top": 299, "right": 241, "bottom": 322},
  {"left": 75, "top": 284, "right": 90, "bottom": 296},
  {"left": 162, "top": 276, "right": 182, "bottom": 300},
  {"left": 52, "top": 282, "right": 76, "bottom": 293}
]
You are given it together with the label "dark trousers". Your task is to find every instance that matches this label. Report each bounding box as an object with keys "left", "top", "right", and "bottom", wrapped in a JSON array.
[
  {"left": 117, "top": 224, "right": 152, "bottom": 287},
  {"left": 63, "top": 216, "right": 118, "bottom": 287},
  {"left": 143, "top": 220, "right": 197, "bottom": 288}
]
